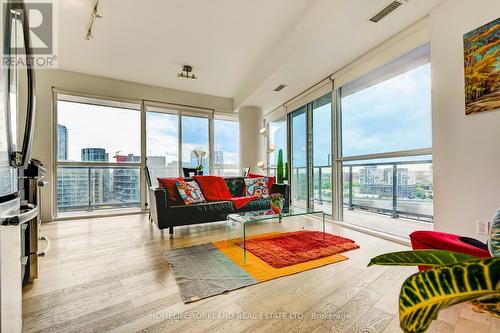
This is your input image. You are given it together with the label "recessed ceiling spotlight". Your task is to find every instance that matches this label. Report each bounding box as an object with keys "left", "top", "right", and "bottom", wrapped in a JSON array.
[
  {"left": 274, "top": 84, "right": 287, "bottom": 92},
  {"left": 177, "top": 65, "right": 198, "bottom": 80}
]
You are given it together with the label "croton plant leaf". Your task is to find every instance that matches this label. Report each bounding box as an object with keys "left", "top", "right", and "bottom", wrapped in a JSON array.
[
  {"left": 368, "top": 250, "right": 476, "bottom": 267},
  {"left": 469, "top": 294, "right": 500, "bottom": 317},
  {"left": 398, "top": 257, "right": 499, "bottom": 333}
]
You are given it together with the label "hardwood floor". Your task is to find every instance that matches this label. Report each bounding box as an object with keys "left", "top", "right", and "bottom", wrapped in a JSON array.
[{"left": 22, "top": 214, "right": 497, "bottom": 333}]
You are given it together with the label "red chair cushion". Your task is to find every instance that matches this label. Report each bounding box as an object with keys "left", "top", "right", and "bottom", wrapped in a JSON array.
[
  {"left": 410, "top": 231, "right": 491, "bottom": 258},
  {"left": 410, "top": 231, "right": 491, "bottom": 270}
]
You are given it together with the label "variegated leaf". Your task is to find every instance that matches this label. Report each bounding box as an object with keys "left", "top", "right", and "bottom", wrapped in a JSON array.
[
  {"left": 368, "top": 250, "right": 476, "bottom": 267},
  {"left": 399, "top": 257, "right": 500, "bottom": 333}
]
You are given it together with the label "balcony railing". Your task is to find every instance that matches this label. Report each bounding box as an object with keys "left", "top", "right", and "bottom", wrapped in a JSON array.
[
  {"left": 343, "top": 160, "right": 433, "bottom": 221},
  {"left": 285, "top": 159, "right": 433, "bottom": 222},
  {"left": 56, "top": 166, "right": 141, "bottom": 213}
]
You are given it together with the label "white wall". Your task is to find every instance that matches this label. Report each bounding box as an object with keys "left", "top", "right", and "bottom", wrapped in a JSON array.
[
  {"left": 33, "top": 69, "right": 234, "bottom": 222},
  {"left": 430, "top": 0, "right": 500, "bottom": 241}
]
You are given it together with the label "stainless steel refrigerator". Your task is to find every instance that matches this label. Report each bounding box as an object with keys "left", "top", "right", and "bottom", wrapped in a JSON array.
[{"left": 0, "top": 0, "right": 37, "bottom": 331}]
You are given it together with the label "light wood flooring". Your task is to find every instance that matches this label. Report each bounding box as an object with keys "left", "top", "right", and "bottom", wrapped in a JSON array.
[{"left": 22, "top": 214, "right": 498, "bottom": 333}]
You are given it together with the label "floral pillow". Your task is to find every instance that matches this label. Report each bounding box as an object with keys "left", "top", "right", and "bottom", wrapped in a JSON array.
[
  {"left": 175, "top": 180, "right": 206, "bottom": 205},
  {"left": 245, "top": 177, "right": 269, "bottom": 199}
]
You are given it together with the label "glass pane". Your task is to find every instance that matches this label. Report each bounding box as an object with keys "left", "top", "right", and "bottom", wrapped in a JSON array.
[
  {"left": 269, "top": 118, "right": 287, "bottom": 167},
  {"left": 57, "top": 100, "right": 141, "bottom": 162},
  {"left": 214, "top": 119, "right": 239, "bottom": 176},
  {"left": 291, "top": 107, "right": 307, "bottom": 208},
  {"left": 57, "top": 167, "right": 140, "bottom": 213},
  {"left": 341, "top": 63, "right": 432, "bottom": 157},
  {"left": 342, "top": 158, "right": 433, "bottom": 238},
  {"left": 313, "top": 94, "right": 332, "bottom": 214},
  {"left": 146, "top": 112, "right": 179, "bottom": 185},
  {"left": 182, "top": 116, "right": 209, "bottom": 173}
]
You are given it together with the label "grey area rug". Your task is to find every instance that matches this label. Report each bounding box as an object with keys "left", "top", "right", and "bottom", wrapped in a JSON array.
[{"left": 163, "top": 243, "right": 257, "bottom": 303}]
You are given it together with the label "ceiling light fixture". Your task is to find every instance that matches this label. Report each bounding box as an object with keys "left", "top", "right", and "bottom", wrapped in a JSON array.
[
  {"left": 177, "top": 65, "right": 198, "bottom": 80},
  {"left": 84, "top": 0, "right": 103, "bottom": 40}
]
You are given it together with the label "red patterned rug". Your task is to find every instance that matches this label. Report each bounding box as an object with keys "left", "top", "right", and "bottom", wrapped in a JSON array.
[{"left": 236, "top": 231, "right": 360, "bottom": 268}]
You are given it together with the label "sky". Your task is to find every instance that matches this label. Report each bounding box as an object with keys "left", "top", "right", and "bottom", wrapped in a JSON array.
[
  {"left": 58, "top": 63, "right": 431, "bottom": 168},
  {"left": 282, "top": 63, "right": 432, "bottom": 168},
  {"left": 341, "top": 64, "right": 432, "bottom": 157},
  {"left": 58, "top": 103, "right": 239, "bottom": 167}
]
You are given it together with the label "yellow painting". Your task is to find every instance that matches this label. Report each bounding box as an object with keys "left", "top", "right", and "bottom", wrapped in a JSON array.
[{"left": 463, "top": 17, "right": 500, "bottom": 115}]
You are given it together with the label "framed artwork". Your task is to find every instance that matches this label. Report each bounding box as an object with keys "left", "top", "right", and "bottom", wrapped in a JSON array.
[{"left": 463, "top": 17, "right": 500, "bottom": 115}]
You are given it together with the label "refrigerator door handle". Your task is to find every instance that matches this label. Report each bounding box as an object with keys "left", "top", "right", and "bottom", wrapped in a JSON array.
[
  {"left": 17, "top": 2, "right": 36, "bottom": 169},
  {"left": 5, "top": 2, "right": 36, "bottom": 169},
  {"left": 0, "top": 203, "right": 38, "bottom": 226}
]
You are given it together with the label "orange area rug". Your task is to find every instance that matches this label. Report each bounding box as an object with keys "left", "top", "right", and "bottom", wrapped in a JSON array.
[
  {"left": 213, "top": 232, "right": 355, "bottom": 282},
  {"left": 234, "top": 230, "right": 359, "bottom": 268}
]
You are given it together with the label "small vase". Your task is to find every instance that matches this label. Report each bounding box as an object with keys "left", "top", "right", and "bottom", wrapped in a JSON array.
[{"left": 271, "top": 199, "right": 283, "bottom": 215}]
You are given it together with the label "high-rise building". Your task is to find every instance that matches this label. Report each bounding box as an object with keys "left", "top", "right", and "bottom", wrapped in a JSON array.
[
  {"left": 214, "top": 150, "right": 224, "bottom": 166},
  {"left": 81, "top": 148, "right": 109, "bottom": 162},
  {"left": 57, "top": 124, "right": 68, "bottom": 161},
  {"left": 114, "top": 154, "right": 140, "bottom": 204},
  {"left": 57, "top": 147, "right": 112, "bottom": 212}
]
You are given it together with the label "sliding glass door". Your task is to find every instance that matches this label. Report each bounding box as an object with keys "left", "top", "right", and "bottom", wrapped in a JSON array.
[
  {"left": 290, "top": 107, "right": 307, "bottom": 208},
  {"left": 312, "top": 94, "right": 332, "bottom": 214},
  {"left": 146, "top": 111, "right": 179, "bottom": 184},
  {"left": 182, "top": 115, "right": 210, "bottom": 172},
  {"left": 288, "top": 94, "right": 333, "bottom": 214}
]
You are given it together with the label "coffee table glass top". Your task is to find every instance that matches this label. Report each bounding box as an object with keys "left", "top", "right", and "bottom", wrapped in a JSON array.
[{"left": 227, "top": 207, "right": 324, "bottom": 224}]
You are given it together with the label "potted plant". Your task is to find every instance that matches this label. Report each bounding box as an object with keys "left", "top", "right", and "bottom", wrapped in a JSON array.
[
  {"left": 368, "top": 219, "right": 499, "bottom": 333},
  {"left": 193, "top": 150, "right": 206, "bottom": 175}
]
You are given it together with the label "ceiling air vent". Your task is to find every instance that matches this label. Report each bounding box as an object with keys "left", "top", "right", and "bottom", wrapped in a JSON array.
[
  {"left": 274, "top": 84, "right": 287, "bottom": 92},
  {"left": 369, "top": 1, "right": 404, "bottom": 23}
]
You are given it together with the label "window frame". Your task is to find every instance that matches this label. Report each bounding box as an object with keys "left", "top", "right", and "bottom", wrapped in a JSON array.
[
  {"left": 53, "top": 90, "right": 144, "bottom": 217},
  {"left": 52, "top": 89, "right": 224, "bottom": 219}
]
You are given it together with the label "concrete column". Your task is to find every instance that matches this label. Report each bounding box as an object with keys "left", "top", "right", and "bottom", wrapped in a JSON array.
[{"left": 238, "top": 106, "right": 265, "bottom": 171}]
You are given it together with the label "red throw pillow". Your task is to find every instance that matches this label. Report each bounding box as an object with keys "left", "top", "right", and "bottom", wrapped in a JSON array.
[
  {"left": 248, "top": 173, "right": 276, "bottom": 189},
  {"left": 193, "top": 175, "right": 232, "bottom": 201},
  {"left": 157, "top": 177, "right": 185, "bottom": 205}
]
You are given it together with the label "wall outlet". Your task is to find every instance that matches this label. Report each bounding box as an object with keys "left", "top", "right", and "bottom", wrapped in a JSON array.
[{"left": 476, "top": 220, "right": 490, "bottom": 235}]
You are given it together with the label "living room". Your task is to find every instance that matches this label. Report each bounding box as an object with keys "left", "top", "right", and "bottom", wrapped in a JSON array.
[{"left": 0, "top": 0, "right": 499, "bottom": 332}]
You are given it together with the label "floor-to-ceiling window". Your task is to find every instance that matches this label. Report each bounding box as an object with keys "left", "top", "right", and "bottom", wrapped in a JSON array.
[
  {"left": 312, "top": 94, "right": 332, "bottom": 214},
  {"left": 339, "top": 43, "right": 433, "bottom": 237},
  {"left": 55, "top": 94, "right": 234, "bottom": 219},
  {"left": 214, "top": 118, "right": 240, "bottom": 176},
  {"left": 290, "top": 106, "right": 308, "bottom": 208},
  {"left": 55, "top": 94, "right": 142, "bottom": 214},
  {"left": 146, "top": 110, "right": 179, "bottom": 185},
  {"left": 288, "top": 93, "right": 333, "bottom": 214},
  {"left": 268, "top": 117, "right": 287, "bottom": 177},
  {"left": 182, "top": 115, "right": 210, "bottom": 172}
]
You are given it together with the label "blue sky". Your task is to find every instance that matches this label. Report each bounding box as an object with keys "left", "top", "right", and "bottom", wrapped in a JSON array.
[
  {"left": 58, "top": 64, "right": 431, "bottom": 167},
  {"left": 285, "top": 64, "right": 431, "bottom": 167},
  {"left": 341, "top": 64, "right": 432, "bottom": 156}
]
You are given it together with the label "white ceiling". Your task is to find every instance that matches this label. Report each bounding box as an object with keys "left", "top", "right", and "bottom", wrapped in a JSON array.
[
  {"left": 57, "top": 0, "right": 444, "bottom": 111},
  {"left": 57, "top": 0, "right": 315, "bottom": 98}
]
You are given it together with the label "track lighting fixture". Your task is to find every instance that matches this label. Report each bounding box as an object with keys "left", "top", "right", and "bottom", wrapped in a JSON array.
[{"left": 85, "top": 0, "right": 103, "bottom": 40}]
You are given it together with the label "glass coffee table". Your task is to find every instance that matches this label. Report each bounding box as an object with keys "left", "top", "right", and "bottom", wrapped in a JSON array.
[{"left": 226, "top": 207, "right": 326, "bottom": 263}]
